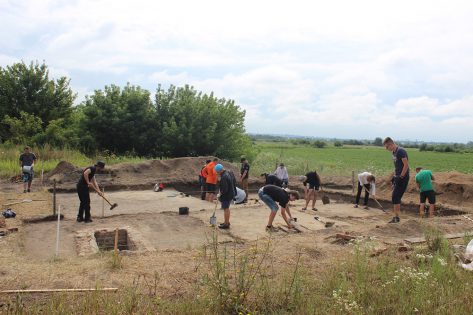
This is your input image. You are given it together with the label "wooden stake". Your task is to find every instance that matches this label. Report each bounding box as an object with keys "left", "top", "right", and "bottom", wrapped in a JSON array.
[
  {"left": 352, "top": 171, "right": 355, "bottom": 194},
  {"left": 1, "top": 288, "right": 118, "bottom": 294},
  {"left": 55, "top": 205, "right": 61, "bottom": 257},
  {"left": 114, "top": 228, "right": 119, "bottom": 256},
  {"left": 53, "top": 179, "right": 57, "bottom": 216}
]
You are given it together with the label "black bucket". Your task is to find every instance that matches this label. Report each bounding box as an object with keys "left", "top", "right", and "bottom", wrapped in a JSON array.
[{"left": 179, "top": 207, "right": 189, "bottom": 215}]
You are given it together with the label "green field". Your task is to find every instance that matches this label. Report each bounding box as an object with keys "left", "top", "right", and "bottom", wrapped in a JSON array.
[{"left": 251, "top": 142, "right": 473, "bottom": 177}]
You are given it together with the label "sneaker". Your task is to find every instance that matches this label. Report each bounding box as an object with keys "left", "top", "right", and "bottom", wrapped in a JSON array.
[
  {"left": 84, "top": 219, "right": 93, "bottom": 223},
  {"left": 218, "top": 223, "right": 230, "bottom": 229},
  {"left": 266, "top": 225, "right": 279, "bottom": 232},
  {"left": 76, "top": 217, "right": 84, "bottom": 222},
  {"left": 301, "top": 207, "right": 307, "bottom": 211},
  {"left": 353, "top": 204, "right": 358, "bottom": 208},
  {"left": 27, "top": 189, "right": 30, "bottom": 193},
  {"left": 312, "top": 207, "right": 318, "bottom": 211},
  {"left": 363, "top": 206, "right": 369, "bottom": 210},
  {"left": 388, "top": 217, "right": 400, "bottom": 223}
]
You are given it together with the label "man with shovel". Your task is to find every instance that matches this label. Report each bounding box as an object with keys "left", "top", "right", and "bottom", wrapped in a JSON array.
[
  {"left": 215, "top": 164, "right": 237, "bottom": 229},
  {"left": 77, "top": 161, "right": 105, "bottom": 223},
  {"left": 258, "top": 185, "right": 300, "bottom": 231},
  {"left": 354, "top": 172, "right": 376, "bottom": 209}
]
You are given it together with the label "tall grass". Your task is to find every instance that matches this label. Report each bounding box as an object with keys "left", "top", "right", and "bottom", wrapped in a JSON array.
[
  {"left": 0, "top": 144, "right": 146, "bottom": 178},
  {"left": 3, "top": 229, "right": 473, "bottom": 314}
]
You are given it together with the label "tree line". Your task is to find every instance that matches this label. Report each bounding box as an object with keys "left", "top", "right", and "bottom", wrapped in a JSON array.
[{"left": 0, "top": 61, "right": 255, "bottom": 160}]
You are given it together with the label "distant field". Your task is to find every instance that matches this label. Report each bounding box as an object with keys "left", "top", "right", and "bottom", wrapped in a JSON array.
[{"left": 251, "top": 142, "right": 473, "bottom": 177}]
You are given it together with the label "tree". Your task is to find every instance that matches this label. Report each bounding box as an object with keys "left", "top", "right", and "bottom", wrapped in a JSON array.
[
  {"left": 373, "top": 137, "right": 383, "bottom": 146},
  {"left": 2, "top": 111, "right": 43, "bottom": 144},
  {"left": 0, "top": 61, "right": 76, "bottom": 142}
]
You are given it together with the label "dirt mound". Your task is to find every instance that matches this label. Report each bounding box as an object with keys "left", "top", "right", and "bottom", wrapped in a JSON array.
[{"left": 46, "top": 157, "right": 244, "bottom": 190}]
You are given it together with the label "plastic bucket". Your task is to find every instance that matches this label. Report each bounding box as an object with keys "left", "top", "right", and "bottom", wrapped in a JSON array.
[{"left": 179, "top": 207, "right": 189, "bottom": 215}]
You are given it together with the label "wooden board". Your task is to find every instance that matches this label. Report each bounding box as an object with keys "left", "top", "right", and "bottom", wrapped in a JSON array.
[{"left": 405, "top": 232, "right": 473, "bottom": 244}]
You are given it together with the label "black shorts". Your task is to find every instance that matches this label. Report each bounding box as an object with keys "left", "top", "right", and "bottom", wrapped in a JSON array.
[
  {"left": 308, "top": 184, "right": 320, "bottom": 190},
  {"left": 206, "top": 183, "right": 216, "bottom": 193},
  {"left": 420, "top": 190, "right": 436, "bottom": 204},
  {"left": 392, "top": 176, "right": 409, "bottom": 204}
]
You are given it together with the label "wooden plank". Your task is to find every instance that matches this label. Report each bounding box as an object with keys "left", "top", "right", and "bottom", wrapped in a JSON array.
[
  {"left": 0, "top": 288, "right": 118, "bottom": 294},
  {"left": 405, "top": 232, "right": 473, "bottom": 244}
]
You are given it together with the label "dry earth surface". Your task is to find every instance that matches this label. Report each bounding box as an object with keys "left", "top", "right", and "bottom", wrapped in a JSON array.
[{"left": 1, "top": 157, "right": 473, "bottom": 306}]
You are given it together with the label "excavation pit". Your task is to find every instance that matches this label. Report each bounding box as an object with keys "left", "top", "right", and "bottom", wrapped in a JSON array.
[{"left": 94, "top": 229, "right": 135, "bottom": 252}]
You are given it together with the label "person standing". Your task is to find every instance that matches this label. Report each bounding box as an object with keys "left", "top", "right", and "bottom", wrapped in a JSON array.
[
  {"left": 354, "top": 172, "right": 376, "bottom": 209},
  {"left": 19, "top": 146, "right": 37, "bottom": 193},
  {"left": 274, "top": 163, "right": 289, "bottom": 187},
  {"left": 203, "top": 158, "right": 218, "bottom": 202},
  {"left": 199, "top": 159, "right": 211, "bottom": 200},
  {"left": 240, "top": 157, "right": 250, "bottom": 203},
  {"left": 383, "top": 137, "right": 409, "bottom": 223},
  {"left": 261, "top": 173, "right": 283, "bottom": 187},
  {"left": 215, "top": 164, "right": 237, "bottom": 229},
  {"left": 415, "top": 167, "right": 436, "bottom": 218},
  {"left": 77, "top": 161, "right": 105, "bottom": 223},
  {"left": 258, "top": 185, "right": 300, "bottom": 231},
  {"left": 301, "top": 170, "right": 321, "bottom": 211}
]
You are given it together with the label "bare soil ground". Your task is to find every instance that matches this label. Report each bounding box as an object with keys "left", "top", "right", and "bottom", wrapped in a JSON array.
[{"left": 1, "top": 157, "right": 473, "bottom": 302}]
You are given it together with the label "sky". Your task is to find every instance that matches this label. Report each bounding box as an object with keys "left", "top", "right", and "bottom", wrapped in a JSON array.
[{"left": 1, "top": 0, "right": 473, "bottom": 143}]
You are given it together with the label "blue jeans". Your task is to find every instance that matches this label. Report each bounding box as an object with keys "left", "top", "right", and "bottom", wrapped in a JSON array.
[{"left": 258, "top": 188, "right": 279, "bottom": 212}]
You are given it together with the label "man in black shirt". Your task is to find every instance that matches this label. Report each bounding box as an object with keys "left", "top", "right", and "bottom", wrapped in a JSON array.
[
  {"left": 215, "top": 164, "right": 237, "bottom": 229},
  {"left": 301, "top": 171, "right": 321, "bottom": 211},
  {"left": 384, "top": 137, "right": 409, "bottom": 223},
  {"left": 258, "top": 185, "right": 300, "bottom": 231},
  {"left": 19, "top": 146, "right": 37, "bottom": 193},
  {"left": 260, "top": 173, "right": 283, "bottom": 187},
  {"left": 240, "top": 157, "right": 250, "bottom": 203},
  {"left": 77, "top": 161, "right": 105, "bottom": 223}
]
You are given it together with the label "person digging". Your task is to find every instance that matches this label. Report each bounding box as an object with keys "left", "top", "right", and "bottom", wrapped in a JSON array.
[
  {"left": 76, "top": 161, "right": 105, "bottom": 223},
  {"left": 354, "top": 172, "right": 376, "bottom": 209},
  {"left": 215, "top": 163, "right": 237, "bottom": 229},
  {"left": 258, "top": 185, "right": 300, "bottom": 232},
  {"left": 301, "top": 170, "right": 321, "bottom": 211},
  {"left": 415, "top": 167, "right": 436, "bottom": 218}
]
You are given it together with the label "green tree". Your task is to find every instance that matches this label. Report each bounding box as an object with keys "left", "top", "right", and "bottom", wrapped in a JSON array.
[
  {"left": 2, "top": 111, "right": 43, "bottom": 144},
  {"left": 0, "top": 61, "right": 76, "bottom": 142},
  {"left": 373, "top": 137, "right": 383, "bottom": 146}
]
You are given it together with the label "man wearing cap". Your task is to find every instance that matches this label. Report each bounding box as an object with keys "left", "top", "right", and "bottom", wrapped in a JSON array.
[
  {"left": 76, "top": 161, "right": 105, "bottom": 223},
  {"left": 19, "top": 146, "right": 37, "bottom": 193},
  {"left": 240, "top": 157, "right": 250, "bottom": 203},
  {"left": 215, "top": 163, "right": 237, "bottom": 229}
]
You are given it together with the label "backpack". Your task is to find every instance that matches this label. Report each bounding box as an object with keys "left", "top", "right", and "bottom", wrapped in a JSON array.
[{"left": 2, "top": 208, "right": 16, "bottom": 218}]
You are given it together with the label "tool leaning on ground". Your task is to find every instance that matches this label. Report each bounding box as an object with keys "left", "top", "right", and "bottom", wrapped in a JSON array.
[
  {"left": 314, "top": 216, "right": 335, "bottom": 228},
  {"left": 209, "top": 200, "right": 218, "bottom": 226},
  {"left": 362, "top": 186, "right": 385, "bottom": 212}
]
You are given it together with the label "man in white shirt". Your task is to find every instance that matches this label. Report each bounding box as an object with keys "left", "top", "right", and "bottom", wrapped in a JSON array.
[
  {"left": 354, "top": 172, "right": 376, "bottom": 209},
  {"left": 273, "top": 163, "right": 289, "bottom": 187}
]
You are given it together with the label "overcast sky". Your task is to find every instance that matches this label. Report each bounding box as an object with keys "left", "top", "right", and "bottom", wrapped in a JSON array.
[{"left": 2, "top": 0, "right": 473, "bottom": 142}]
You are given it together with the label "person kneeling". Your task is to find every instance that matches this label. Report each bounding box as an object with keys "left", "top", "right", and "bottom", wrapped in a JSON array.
[{"left": 258, "top": 185, "right": 300, "bottom": 231}]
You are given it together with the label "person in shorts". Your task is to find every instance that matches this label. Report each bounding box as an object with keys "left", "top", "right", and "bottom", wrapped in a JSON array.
[
  {"left": 199, "top": 159, "right": 211, "bottom": 200},
  {"left": 415, "top": 167, "right": 436, "bottom": 218},
  {"left": 215, "top": 164, "right": 237, "bottom": 229},
  {"left": 258, "top": 185, "right": 300, "bottom": 231},
  {"left": 384, "top": 137, "right": 409, "bottom": 223},
  {"left": 203, "top": 158, "right": 218, "bottom": 202},
  {"left": 301, "top": 170, "right": 321, "bottom": 211},
  {"left": 19, "top": 146, "right": 37, "bottom": 193}
]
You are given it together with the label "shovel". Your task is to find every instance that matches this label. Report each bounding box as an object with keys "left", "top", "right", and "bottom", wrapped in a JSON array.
[
  {"left": 100, "top": 194, "right": 118, "bottom": 210},
  {"left": 362, "top": 187, "right": 385, "bottom": 212},
  {"left": 209, "top": 201, "right": 218, "bottom": 226},
  {"left": 314, "top": 216, "right": 335, "bottom": 228}
]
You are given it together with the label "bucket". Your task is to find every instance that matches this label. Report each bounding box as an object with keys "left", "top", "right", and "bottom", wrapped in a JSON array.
[
  {"left": 210, "top": 215, "right": 217, "bottom": 226},
  {"left": 179, "top": 207, "right": 189, "bottom": 215}
]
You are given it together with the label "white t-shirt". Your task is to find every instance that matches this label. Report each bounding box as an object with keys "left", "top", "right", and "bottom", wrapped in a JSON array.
[
  {"left": 274, "top": 167, "right": 289, "bottom": 180},
  {"left": 358, "top": 172, "right": 376, "bottom": 195},
  {"left": 234, "top": 187, "right": 246, "bottom": 204}
]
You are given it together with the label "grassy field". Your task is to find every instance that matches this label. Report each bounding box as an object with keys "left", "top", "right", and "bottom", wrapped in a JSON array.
[
  {"left": 251, "top": 142, "right": 473, "bottom": 177},
  {"left": 0, "top": 144, "right": 146, "bottom": 178}
]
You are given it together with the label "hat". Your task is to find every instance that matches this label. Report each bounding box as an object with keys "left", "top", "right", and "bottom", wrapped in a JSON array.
[{"left": 214, "top": 164, "right": 224, "bottom": 172}]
